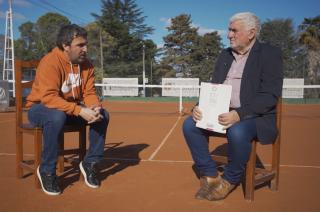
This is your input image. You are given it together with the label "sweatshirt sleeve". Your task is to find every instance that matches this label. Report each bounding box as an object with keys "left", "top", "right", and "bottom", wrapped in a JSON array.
[
  {"left": 82, "top": 67, "right": 101, "bottom": 107},
  {"left": 37, "top": 60, "right": 82, "bottom": 116}
]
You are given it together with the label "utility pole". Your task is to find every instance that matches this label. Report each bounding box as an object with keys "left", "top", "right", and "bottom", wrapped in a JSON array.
[
  {"left": 99, "top": 27, "right": 104, "bottom": 79},
  {"left": 142, "top": 43, "right": 146, "bottom": 97},
  {"left": 150, "top": 59, "right": 152, "bottom": 96},
  {"left": 150, "top": 59, "right": 153, "bottom": 84},
  {"left": 3, "top": 0, "right": 15, "bottom": 97}
]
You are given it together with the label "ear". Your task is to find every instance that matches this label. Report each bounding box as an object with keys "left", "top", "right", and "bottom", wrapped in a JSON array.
[
  {"left": 248, "top": 28, "right": 256, "bottom": 40},
  {"left": 62, "top": 43, "right": 70, "bottom": 52}
]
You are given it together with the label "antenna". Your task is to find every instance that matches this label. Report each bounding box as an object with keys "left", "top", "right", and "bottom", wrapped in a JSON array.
[{"left": 2, "top": 0, "right": 15, "bottom": 97}]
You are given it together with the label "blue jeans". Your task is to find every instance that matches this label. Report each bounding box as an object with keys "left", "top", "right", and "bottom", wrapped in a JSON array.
[
  {"left": 182, "top": 116, "right": 257, "bottom": 185},
  {"left": 28, "top": 103, "right": 109, "bottom": 174}
]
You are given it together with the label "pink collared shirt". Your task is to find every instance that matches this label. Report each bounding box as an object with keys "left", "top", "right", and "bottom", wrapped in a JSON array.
[{"left": 223, "top": 49, "right": 251, "bottom": 108}]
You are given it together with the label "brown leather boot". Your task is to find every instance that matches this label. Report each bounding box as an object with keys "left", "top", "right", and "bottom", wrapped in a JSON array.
[
  {"left": 195, "top": 175, "right": 221, "bottom": 200},
  {"left": 207, "top": 178, "right": 236, "bottom": 201}
]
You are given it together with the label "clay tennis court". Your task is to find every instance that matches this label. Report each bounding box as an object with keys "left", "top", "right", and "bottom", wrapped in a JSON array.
[{"left": 0, "top": 100, "right": 319, "bottom": 212}]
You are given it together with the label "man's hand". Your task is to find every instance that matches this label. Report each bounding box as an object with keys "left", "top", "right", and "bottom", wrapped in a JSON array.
[
  {"left": 79, "top": 106, "right": 103, "bottom": 124},
  {"left": 218, "top": 110, "right": 240, "bottom": 130},
  {"left": 90, "top": 105, "right": 104, "bottom": 123},
  {"left": 192, "top": 106, "right": 202, "bottom": 122}
]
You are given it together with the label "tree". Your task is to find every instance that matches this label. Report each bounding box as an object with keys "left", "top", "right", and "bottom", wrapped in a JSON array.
[
  {"left": 121, "top": 0, "right": 154, "bottom": 39},
  {"left": 190, "top": 32, "right": 223, "bottom": 81},
  {"left": 161, "top": 14, "right": 223, "bottom": 80},
  {"left": 259, "top": 18, "right": 303, "bottom": 78},
  {"left": 299, "top": 16, "right": 320, "bottom": 50},
  {"left": 85, "top": 22, "right": 116, "bottom": 79},
  {"left": 92, "top": 0, "right": 156, "bottom": 78},
  {"left": 14, "top": 13, "right": 71, "bottom": 60},
  {"left": 92, "top": 0, "right": 154, "bottom": 39},
  {"left": 36, "top": 13, "right": 71, "bottom": 56},
  {"left": 14, "top": 22, "right": 39, "bottom": 60},
  {"left": 298, "top": 16, "right": 320, "bottom": 88},
  {"left": 162, "top": 14, "right": 198, "bottom": 77}
]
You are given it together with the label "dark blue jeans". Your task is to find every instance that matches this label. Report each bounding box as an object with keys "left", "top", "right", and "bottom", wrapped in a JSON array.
[
  {"left": 182, "top": 116, "right": 257, "bottom": 185},
  {"left": 28, "top": 103, "right": 109, "bottom": 174}
]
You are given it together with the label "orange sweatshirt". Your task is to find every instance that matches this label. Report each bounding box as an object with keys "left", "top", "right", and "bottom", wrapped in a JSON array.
[{"left": 26, "top": 47, "right": 100, "bottom": 116}]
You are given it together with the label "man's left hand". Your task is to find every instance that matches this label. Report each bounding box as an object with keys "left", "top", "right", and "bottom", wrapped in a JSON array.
[
  {"left": 88, "top": 105, "right": 103, "bottom": 123},
  {"left": 218, "top": 110, "right": 240, "bottom": 130}
]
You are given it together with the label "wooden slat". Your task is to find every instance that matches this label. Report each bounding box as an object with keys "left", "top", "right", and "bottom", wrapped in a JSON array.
[
  {"left": 21, "top": 81, "right": 33, "bottom": 89},
  {"left": 19, "top": 162, "right": 35, "bottom": 172},
  {"left": 211, "top": 155, "right": 228, "bottom": 164}
]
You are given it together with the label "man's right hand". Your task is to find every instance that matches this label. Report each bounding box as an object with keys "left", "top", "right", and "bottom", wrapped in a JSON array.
[
  {"left": 79, "top": 107, "right": 102, "bottom": 124},
  {"left": 192, "top": 106, "right": 203, "bottom": 122}
]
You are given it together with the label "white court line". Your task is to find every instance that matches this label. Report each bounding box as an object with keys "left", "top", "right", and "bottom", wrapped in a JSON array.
[
  {"left": 1, "top": 153, "right": 320, "bottom": 169},
  {"left": 147, "top": 116, "right": 182, "bottom": 161},
  {"left": 0, "top": 153, "right": 34, "bottom": 157}
]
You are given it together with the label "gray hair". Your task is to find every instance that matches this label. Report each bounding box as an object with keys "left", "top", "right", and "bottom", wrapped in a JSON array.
[{"left": 230, "top": 12, "right": 261, "bottom": 35}]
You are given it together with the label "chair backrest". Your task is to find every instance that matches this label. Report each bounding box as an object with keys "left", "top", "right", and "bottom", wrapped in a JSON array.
[{"left": 15, "top": 60, "right": 39, "bottom": 128}]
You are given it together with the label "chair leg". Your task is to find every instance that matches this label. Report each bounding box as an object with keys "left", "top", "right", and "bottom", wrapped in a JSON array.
[
  {"left": 245, "top": 141, "right": 257, "bottom": 201},
  {"left": 34, "top": 130, "right": 42, "bottom": 188},
  {"left": 79, "top": 126, "right": 86, "bottom": 162},
  {"left": 16, "top": 131, "right": 23, "bottom": 178},
  {"left": 79, "top": 127, "right": 86, "bottom": 181},
  {"left": 271, "top": 136, "right": 280, "bottom": 191},
  {"left": 58, "top": 133, "right": 65, "bottom": 174}
]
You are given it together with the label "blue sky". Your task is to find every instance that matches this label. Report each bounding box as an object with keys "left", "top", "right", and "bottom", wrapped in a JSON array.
[{"left": 0, "top": 0, "right": 319, "bottom": 47}]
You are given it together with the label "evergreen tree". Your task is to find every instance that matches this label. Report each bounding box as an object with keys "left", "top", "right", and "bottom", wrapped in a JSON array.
[
  {"left": 36, "top": 13, "right": 71, "bottom": 55},
  {"left": 92, "top": 0, "right": 156, "bottom": 78},
  {"left": 298, "top": 16, "right": 320, "bottom": 89},
  {"left": 161, "top": 14, "right": 223, "bottom": 80},
  {"left": 259, "top": 19, "right": 304, "bottom": 78},
  {"left": 190, "top": 32, "right": 223, "bottom": 81},
  {"left": 14, "top": 13, "right": 71, "bottom": 60},
  {"left": 162, "top": 14, "right": 198, "bottom": 77},
  {"left": 14, "top": 22, "right": 39, "bottom": 60}
]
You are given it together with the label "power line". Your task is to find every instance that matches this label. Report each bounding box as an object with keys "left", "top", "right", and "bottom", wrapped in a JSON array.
[
  {"left": 25, "top": 0, "right": 92, "bottom": 25},
  {"left": 40, "top": 0, "right": 90, "bottom": 24}
]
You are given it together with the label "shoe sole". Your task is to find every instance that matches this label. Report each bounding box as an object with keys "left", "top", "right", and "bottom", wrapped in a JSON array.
[
  {"left": 36, "top": 167, "right": 61, "bottom": 196},
  {"left": 79, "top": 162, "right": 99, "bottom": 189}
]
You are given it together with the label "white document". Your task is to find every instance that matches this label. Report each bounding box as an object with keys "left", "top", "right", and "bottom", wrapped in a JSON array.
[{"left": 196, "top": 82, "right": 232, "bottom": 134}]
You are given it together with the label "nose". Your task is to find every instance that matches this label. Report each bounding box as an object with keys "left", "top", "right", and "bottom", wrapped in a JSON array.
[
  {"left": 227, "top": 30, "right": 233, "bottom": 39},
  {"left": 82, "top": 45, "right": 87, "bottom": 52}
]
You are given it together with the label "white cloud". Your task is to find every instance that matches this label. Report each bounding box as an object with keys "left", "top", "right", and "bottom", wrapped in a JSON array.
[
  {"left": 160, "top": 18, "right": 226, "bottom": 36},
  {"left": 160, "top": 17, "right": 171, "bottom": 27},
  {"left": 157, "top": 43, "right": 164, "bottom": 49},
  {"left": 192, "top": 23, "right": 226, "bottom": 36}
]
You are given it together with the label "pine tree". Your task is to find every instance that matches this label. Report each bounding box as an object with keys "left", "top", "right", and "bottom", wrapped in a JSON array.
[
  {"left": 92, "top": 0, "right": 156, "bottom": 77},
  {"left": 161, "top": 14, "right": 223, "bottom": 79},
  {"left": 162, "top": 14, "right": 198, "bottom": 77},
  {"left": 259, "top": 19, "right": 303, "bottom": 78}
]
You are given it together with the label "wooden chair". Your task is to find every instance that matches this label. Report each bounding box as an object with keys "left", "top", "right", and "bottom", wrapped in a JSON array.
[
  {"left": 15, "top": 60, "right": 87, "bottom": 188},
  {"left": 211, "top": 99, "right": 282, "bottom": 201}
]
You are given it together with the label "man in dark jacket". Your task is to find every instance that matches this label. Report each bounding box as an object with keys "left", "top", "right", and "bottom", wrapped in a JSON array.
[{"left": 183, "top": 12, "right": 283, "bottom": 201}]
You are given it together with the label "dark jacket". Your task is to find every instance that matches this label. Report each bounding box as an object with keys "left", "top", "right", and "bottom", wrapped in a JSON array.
[{"left": 211, "top": 41, "right": 283, "bottom": 144}]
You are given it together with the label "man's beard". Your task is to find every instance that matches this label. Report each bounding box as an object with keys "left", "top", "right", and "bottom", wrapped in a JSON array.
[{"left": 71, "top": 54, "right": 86, "bottom": 64}]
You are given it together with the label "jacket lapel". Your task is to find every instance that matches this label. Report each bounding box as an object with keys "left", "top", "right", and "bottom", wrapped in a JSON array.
[
  {"left": 242, "top": 41, "right": 261, "bottom": 80},
  {"left": 218, "top": 48, "right": 233, "bottom": 83}
]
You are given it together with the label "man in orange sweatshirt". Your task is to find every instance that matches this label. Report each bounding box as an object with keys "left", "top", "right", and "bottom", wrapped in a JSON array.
[{"left": 26, "top": 24, "right": 109, "bottom": 195}]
